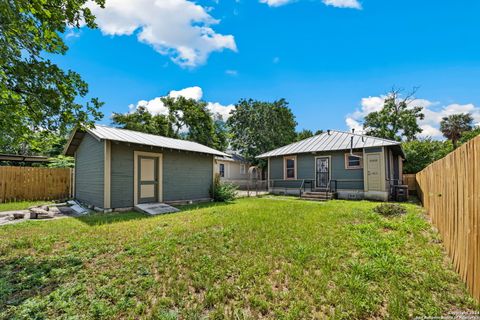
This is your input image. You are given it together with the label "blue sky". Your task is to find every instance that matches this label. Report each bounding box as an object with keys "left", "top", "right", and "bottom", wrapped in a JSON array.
[{"left": 56, "top": 0, "right": 480, "bottom": 138}]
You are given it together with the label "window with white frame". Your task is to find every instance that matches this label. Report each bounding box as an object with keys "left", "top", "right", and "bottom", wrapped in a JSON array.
[
  {"left": 284, "top": 156, "right": 296, "bottom": 179},
  {"left": 240, "top": 164, "right": 246, "bottom": 175},
  {"left": 345, "top": 153, "right": 363, "bottom": 169},
  {"left": 219, "top": 163, "right": 225, "bottom": 177}
]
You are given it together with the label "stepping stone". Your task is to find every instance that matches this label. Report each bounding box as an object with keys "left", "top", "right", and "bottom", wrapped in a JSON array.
[{"left": 134, "top": 203, "right": 180, "bottom": 215}]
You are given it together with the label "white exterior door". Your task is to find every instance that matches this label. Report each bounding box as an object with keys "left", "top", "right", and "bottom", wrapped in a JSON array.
[
  {"left": 138, "top": 156, "right": 159, "bottom": 203},
  {"left": 366, "top": 153, "right": 382, "bottom": 191}
]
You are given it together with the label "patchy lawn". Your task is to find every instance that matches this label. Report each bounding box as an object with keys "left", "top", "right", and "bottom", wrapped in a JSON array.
[
  {"left": 0, "top": 198, "right": 477, "bottom": 319},
  {"left": 0, "top": 200, "right": 53, "bottom": 212}
]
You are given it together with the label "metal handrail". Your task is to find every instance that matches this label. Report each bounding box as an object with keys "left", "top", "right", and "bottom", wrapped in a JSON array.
[{"left": 299, "top": 179, "right": 305, "bottom": 196}]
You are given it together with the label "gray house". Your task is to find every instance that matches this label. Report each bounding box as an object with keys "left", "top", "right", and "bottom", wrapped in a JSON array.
[
  {"left": 257, "top": 130, "right": 405, "bottom": 201},
  {"left": 64, "top": 125, "right": 227, "bottom": 210}
]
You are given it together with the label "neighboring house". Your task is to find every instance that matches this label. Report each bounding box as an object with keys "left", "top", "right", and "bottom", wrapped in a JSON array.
[
  {"left": 215, "top": 150, "right": 265, "bottom": 189},
  {"left": 257, "top": 130, "right": 405, "bottom": 201},
  {"left": 215, "top": 151, "right": 248, "bottom": 180},
  {"left": 63, "top": 125, "right": 227, "bottom": 210},
  {"left": 214, "top": 151, "right": 263, "bottom": 189}
]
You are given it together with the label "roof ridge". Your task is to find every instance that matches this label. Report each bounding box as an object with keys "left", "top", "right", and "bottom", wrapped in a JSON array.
[
  {"left": 94, "top": 124, "right": 207, "bottom": 147},
  {"left": 327, "top": 129, "right": 400, "bottom": 144}
]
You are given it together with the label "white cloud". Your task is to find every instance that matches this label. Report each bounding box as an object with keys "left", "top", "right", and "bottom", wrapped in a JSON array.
[
  {"left": 88, "top": 0, "right": 237, "bottom": 67},
  {"left": 207, "top": 102, "right": 235, "bottom": 121},
  {"left": 260, "top": 0, "right": 361, "bottom": 8},
  {"left": 168, "top": 86, "right": 203, "bottom": 100},
  {"left": 127, "top": 86, "right": 234, "bottom": 121},
  {"left": 345, "top": 95, "right": 480, "bottom": 139},
  {"left": 322, "top": 0, "right": 361, "bottom": 9},
  {"left": 225, "top": 69, "right": 238, "bottom": 76},
  {"left": 65, "top": 28, "right": 81, "bottom": 39},
  {"left": 260, "top": 0, "right": 294, "bottom": 7}
]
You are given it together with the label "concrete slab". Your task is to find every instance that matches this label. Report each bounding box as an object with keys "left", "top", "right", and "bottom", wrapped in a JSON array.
[
  {"left": 134, "top": 203, "right": 180, "bottom": 215},
  {"left": 70, "top": 204, "right": 89, "bottom": 215}
]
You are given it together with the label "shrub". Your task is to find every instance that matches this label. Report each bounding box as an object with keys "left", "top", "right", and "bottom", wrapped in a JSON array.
[
  {"left": 210, "top": 175, "right": 237, "bottom": 202},
  {"left": 373, "top": 203, "right": 406, "bottom": 217}
]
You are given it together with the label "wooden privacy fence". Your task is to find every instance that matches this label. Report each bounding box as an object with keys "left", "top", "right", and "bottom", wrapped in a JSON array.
[
  {"left": 402, "top": 173, "right": 417, "bottom": 194},
  {"left": 416, "top": 135, "right": 480, "bottom": 302},
  {"left": 0, "top": 166, "right": 73, "bottom": 203}
]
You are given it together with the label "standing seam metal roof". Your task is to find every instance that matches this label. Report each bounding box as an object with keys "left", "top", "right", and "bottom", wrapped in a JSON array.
[
  {"left": 85, "top": 125, "right": 229, "bottom": 157},
  {"left": 257, "top": 130, "right": 402, "bottom": 158}
]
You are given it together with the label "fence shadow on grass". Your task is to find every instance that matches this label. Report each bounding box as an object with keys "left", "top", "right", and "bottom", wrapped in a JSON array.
[
  {"left": 73, "top": 211, "right": 153, "bottom": 226},
  {"left": 72, "top": 201, "right": 234, "bottom": 226},
  {"left": 176, "top": 200, "right": 234, "bottom": 212},
  {"left": 0, "top": 254, "right": 82, "bottom": 314}
]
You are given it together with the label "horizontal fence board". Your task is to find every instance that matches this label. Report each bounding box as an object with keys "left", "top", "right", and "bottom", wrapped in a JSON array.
[
  {"left": 0, "top": 166, "right": 73, "bottom": 203},
  {"left": 416, "top": 135, "right": 480, "bottom": 302}
]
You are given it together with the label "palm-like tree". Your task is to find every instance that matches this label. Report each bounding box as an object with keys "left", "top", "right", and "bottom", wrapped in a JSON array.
[{"left": 440, "top": 113, "right": 473, "bottom": 148}]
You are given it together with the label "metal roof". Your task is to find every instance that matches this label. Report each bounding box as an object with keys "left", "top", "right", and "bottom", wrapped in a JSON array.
[
  {"left": 64, "top": 125, "right": 228, "bottom": 157},
  {"left": 215, "top": 150, "right": 247, "bottom": 162},
  {"left": 0, "top": 153, "right": 50, "bottom": 163},
  {"left": 257, "top": 130, "right": 402, "bottom": 158}
]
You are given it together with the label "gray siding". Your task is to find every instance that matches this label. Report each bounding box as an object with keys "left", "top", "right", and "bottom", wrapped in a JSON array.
[
  {"left": 110, "top": 143, "right": 134, "bottom": 208},
  {"left": 110, "top": 143, "right": 213, "bottom": 208},
  {"left": 163, "top": 151, "right": 213, "bottom": 202},
  {"left": 269, "top": 150, "right": 364, "bottom": 190},
  {"left": 75, "top": 134, "right": 104, "bottom": 207}
]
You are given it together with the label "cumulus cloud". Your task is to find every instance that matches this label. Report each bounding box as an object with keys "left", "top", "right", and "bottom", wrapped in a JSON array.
[
  {"left": 261, "top": 0, "right": 361, "bottom": 8},
  {"left": 345, "top": 95, "right": 480, "bottom": 139},
  {"left": 88, "top": 0, "right": 237, "bottom": 67},
  {"left": 127, "top": 86, "right": 235, "bottom": 121}
]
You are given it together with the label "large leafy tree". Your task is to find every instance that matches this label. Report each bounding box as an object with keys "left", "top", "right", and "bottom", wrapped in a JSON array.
[
  {"left": 363, "top": 89, "right": 424, "bottom": 141},
  {"left": 113, "top": 98, "right": 228, "bottom": 151},
  {"left": 440, "top": 113, "right": 473, "bottom": 148},
  {"left": 112, "top": 106, "right": 175, "bottom": 138},
  {"left": 295, "top": 129, "right": 324, "bottom": 141},
  {"left": 227, "top": 98, "right": 297, "bottom": 165},
  {"left": 0, "top": 0, "right": 104, "bottom": 154},
  {"left": 459, "top": 126, "right": 480, "bottom": 145},
  {"left": 162, "top": 96, "right": 226, "bottom": 151},
  {"left": 402, "top": 138, "right": 452, "bottom": 174},
  {"left": 296, "top": 129, "right": 314, "bottom": 141}
]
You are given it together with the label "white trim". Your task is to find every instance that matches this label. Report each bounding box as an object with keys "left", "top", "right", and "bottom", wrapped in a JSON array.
[
  {"left": 134, "top": 151, "right": 163, "bottom": 205},
  {"left": 314, "top": 155, "right": 332, "bottom": 189},
  {"left": 283, "top": 155, "right": 297, "bottom": 180},
  {"left": 104, "top": 140, "right": 111, "bottom": 209},
  {"left": 267, "top": 157, "right": 271, "bottom": 192},
  {"left": 219, "top": 163, "right": 226, "bottom": 178},
  {"left": 344, "top": 152, "right": 363, "bottom": 170}
]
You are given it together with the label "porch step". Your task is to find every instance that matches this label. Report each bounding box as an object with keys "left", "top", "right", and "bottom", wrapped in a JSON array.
[
  {"left": 134, "top": 203, "right": 180, "bottom": 215},
  {"left": 301, "top": 191, "right": 335, "bottom": 201}
]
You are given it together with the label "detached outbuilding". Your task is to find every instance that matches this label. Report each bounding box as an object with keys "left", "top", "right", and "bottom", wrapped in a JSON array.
[
  {"left": 257, "top": 130, "right": 405, "bottom": 201},
  {"left": 64, "top": 125, "right": 227, "bottom": 211}
]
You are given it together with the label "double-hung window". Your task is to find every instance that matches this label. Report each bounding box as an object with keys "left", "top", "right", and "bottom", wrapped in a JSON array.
[
  {"left": 219, "top": 163, "right": 225, "bottom": 177},
  {"left": 284, "top": 156, "right": 296, "bottom": 180}
]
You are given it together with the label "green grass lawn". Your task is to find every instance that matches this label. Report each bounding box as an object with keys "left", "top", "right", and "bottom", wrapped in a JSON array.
[
  {"left": 0, "top": 198, "right": 477, "bottom": 319},
  {"left": 0, "top": 200, "right": 53, "bottom": 212}
]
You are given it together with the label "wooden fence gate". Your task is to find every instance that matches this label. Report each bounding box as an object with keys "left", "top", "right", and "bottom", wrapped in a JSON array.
[
  {"left": 0, "top": 166, "right": 73, "bottom": 203},
  {"left": 416, "top": 135, "right": 480, "bottom": 302}
]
